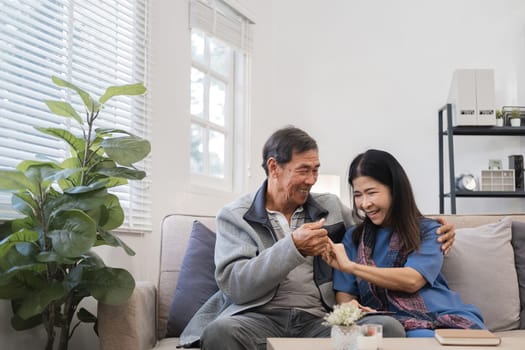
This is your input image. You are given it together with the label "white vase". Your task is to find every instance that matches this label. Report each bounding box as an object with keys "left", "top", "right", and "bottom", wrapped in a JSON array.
[
  {"left": 331, "top": 325, "right": 360, "bottom": 350},
  {"left": 496, "top": 118, "right": 504, "bottom": 126},
  {"left": 510, "top": 118, "right": 521, "bottom": 127}
]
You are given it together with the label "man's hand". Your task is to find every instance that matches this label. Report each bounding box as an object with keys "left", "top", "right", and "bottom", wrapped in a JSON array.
[
  {"left": 292, "top": 218, "right": 330, "bottom": 256},
  {"left": 435, "top": 217, "right": 455, "bottom": 255}
]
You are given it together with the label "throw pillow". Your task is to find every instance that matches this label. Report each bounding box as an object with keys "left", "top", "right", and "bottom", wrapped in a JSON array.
[
  {"left": 166, "top": 220, "right": 218, "bottom": 337},
  {"left": 441, "top": 217, "right": 520, "bottom": 331},
  {"left": 511, "top": 220, "right": 525, "bottom": 329}
]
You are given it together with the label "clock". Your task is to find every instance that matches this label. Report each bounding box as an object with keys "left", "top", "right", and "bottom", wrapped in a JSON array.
[{"left": 455, "top": 174, "right": 477, "bottom": 191}]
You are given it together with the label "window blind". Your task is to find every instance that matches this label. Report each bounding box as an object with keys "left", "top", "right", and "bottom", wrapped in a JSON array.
[
  {"left": 190, "top": 0, "right": 255, "bottom": 53},
  {"left": 0, "top": 0, "right": 151, "bottom": 232}
]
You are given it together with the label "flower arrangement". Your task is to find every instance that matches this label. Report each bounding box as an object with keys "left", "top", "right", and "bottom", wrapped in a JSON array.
[{"left": 323, "top": 302, "right": 364, "bottom": 327}]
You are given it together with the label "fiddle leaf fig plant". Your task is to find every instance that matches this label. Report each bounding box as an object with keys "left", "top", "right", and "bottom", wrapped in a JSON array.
[{"left": 0, "top": 76, "right": 150, "bottom": 350}]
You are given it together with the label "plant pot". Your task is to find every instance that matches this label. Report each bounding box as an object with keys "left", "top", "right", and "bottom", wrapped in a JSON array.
[
  {"left": 510, "top": 118, "right": 521, "bottom": 127},
  {"left": 331, "top": 325, "right": 360, "bottom": 350},
  {"left": 496, "top": 118, "right": 504, "bottom": 127}
]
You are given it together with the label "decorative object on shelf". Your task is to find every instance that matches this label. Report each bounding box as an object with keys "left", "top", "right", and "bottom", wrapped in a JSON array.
[
  {"left": 502, "top": 106, "right": 524, "bottom": 127},
  {"left": 510, "top": 108, "right": 521, "bottom": 126},
  {"left": 324, "top": 303, "right": 364, "bottom": 350},
  {"left": 509, "top": 155, "right": 524, "bottom": 190},
  {"left": 481, "top": 170, "right": 515, "bottom": 191},
  {"left": 455, "top": 174, "right": 478, "bottom": 191},
  {"left": 0, "top": 76, "right": 150, "bottom": 350},
  {"left": 496, "top": 109, "right": 504, "bottom": 126},
  {"left": 489, "top": 159, "right": 503, "bottom": 170},
  {"left": 448, "top": 69, "right": 495, "bottom": 126}
]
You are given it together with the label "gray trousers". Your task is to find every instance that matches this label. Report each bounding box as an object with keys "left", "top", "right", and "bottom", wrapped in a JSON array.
[{"left": 200, "top": 308, "right": 405, "bottom": 350}]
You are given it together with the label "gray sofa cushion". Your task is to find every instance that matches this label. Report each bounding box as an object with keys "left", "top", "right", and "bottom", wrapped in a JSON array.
[
  {"left": 441, "top": 217, "right": 520, "bottom": 331},
  {"left": 511, "top": 220, "right": 525, "bottom": 329},
  {"left": 166, "top": 220, "right": 218, "bottom": 337}
]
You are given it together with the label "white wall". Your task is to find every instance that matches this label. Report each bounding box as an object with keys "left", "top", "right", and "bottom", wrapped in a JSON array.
[{"left": 269, "top": 0, "right": 525, "bottom": 214}]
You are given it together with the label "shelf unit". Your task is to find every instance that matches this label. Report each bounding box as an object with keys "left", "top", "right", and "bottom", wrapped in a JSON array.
[{"left": 438, "top": 103, "right": 525, "bottom": 214}]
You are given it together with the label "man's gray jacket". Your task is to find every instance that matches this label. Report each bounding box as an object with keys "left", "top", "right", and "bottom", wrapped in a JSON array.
[{"left": 180, "top": 181, "right": 353, "bottom": 346}]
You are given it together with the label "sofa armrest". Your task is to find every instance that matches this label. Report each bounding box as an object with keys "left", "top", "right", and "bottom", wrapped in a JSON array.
[{"left": 98, "top": 281, "right": 157, "bottom": 350}]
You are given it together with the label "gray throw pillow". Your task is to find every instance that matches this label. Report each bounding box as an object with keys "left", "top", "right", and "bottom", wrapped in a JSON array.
[
  {"left": 441, "top": 217, "right": 520, "bottom": 331},
  {"left": 166, "top": 220, "right": 218, "bottom": 337},
  {"left": 511, "top": 220, "right": 525, "bottom": 329}
]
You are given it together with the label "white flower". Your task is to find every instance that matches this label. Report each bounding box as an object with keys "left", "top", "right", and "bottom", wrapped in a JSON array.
[{"left": 323, "top": 302, "right": 364, "bottom": 327}]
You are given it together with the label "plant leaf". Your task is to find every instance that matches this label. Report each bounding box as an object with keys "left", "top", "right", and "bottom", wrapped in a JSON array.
[
  {"left": 37, "top": 127, "right": 86, "bottom": 158},
  {"left": 83, "top": 267, "right": 135, "bottom": 305},
  {"left": 11, "top": 312, "right": 43, "bottom": 330},
  {"left": 48, "top": 210, "right": 97, "bottom": 258},
  {"left": 11, "top": 217, "right": 35, "bottom": 233},
  {"left": 101, "top": 136, "right": 151, "bottom": 166},
  {"left": 51, "top": 76, "right": 98, "bottom": 113},
  {"left": 97, "top": 230, "right": 135, "bottom": 256},
  {"left": 19, "top": 161, "right": 61, "bottom": 192},
  {"left": 46, "top": 189, "right": 108, "bottom": 216},
  {"left": 77, "top": 307, "right": 97, "bottom": 323},
  {"left": 44, "top": 100, "right": 83, "bottom": 124},
  {"left": 0, "top": 229, "right": 39, "bottom": 259},
  {"left": 95, "top": 128, "right": 135, "bottom": 137},
  {"left": 99, "top": 83, "right": 146, "bottom": 104},
  {"left": 16, "top": 282, "right": 66, "bottom": 319},
  {"left": 64, "top": 179, "right": 110, "bottom": 194},
  {"left": 0, "top": 170, "right": 33, "bottom": 192},
  {"left": 96, "top": 167, "right": 146, "bottom": 180},
  {"left": 36, "top": 252, "right": 78, "bottom": 264},
  {"left": 0, "top": 269, "right": 45, "bottom": 299},
  {"left": 12, "top": 193, "right": 37, "bottom": 218},
  {"left": 84, "top": 193, "right": 124, "bottom": 230}
]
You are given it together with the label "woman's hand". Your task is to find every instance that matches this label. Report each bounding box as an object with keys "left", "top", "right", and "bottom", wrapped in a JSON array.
[
  {"left": 322, "top": 240, "right": 355, "bottom": 273},
  {"left": 348, "top": 299, "right": 376, "bottom": 313}
]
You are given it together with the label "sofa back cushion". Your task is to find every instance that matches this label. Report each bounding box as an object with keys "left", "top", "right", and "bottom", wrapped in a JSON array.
[
  {"left": 165, "top": 220, "right": 218, "bottom": 337},
  {"left": 158, "top": 214, "right": 216, "bottom": 340},
  {"left": 441, "top": 217, "right": 520, "bottom": 331},
  {"left": 511, "top": 220, "right": 525, "bottom": 329}
]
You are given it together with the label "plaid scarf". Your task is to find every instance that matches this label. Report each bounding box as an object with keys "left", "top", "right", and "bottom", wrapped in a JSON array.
[{"left": 356, "top": 221, "right": 480, "bottom": 330}]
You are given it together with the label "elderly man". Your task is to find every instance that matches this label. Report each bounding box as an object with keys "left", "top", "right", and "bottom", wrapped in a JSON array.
[{"left": 180, "top": 126, "right": 454, "bottom": 350}]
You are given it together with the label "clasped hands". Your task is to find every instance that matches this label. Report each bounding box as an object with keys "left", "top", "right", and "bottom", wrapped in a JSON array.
[{"left": 291, "top": 219, "right": 351, "bottom": 271}]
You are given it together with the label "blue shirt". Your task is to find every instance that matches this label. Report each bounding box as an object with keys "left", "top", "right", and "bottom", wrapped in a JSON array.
[{"left": 333, "top": 218, "right": 485, "bottom": 336}]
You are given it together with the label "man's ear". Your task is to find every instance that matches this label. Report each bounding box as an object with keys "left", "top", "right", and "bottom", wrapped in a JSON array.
[{"left": 267, "top": 157, "right": 279, "bottom": 178}]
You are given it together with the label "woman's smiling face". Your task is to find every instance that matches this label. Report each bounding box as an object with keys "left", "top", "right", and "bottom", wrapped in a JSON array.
[{"left": 352, "top": 175, "right": 392, "bottom": 226}]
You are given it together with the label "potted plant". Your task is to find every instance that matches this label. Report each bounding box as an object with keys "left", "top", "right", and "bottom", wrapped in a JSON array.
[
  {"left": 510, "top": 108, "right": 521, "bottom": 127},
  {"left": 495, "top": 109, "right": 504, "bottom": 127},
  {"left": 0, "top": 76, "right": 150, "bottom": 350},
  {"left": 323, "top": 302, "right": 364, "bottom": 350}
]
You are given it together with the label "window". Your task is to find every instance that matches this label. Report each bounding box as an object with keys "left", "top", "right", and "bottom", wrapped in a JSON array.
[
  {"left": 0, "top": 0, "right": 151, "bottom": 231},
  {"left": 190, "top": 30, "right": 233, "bottom": 183},
  {"left": 189, "top": 0, "right": 254, "bottom": 192}
]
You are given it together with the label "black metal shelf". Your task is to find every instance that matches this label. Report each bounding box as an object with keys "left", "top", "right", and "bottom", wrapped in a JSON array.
[
  {"left": 438, "top": 103, "right": 525, "bottom": 214},
  {"left": 442, "top": 126, "right": 525, "bottom": 136},
  {"left": 444, "top": 190, "right": 525, "bottom": 198}
]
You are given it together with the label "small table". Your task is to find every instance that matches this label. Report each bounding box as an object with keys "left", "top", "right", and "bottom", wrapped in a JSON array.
[{"left": 267, "top": 336, "right": 523, "bottom": 350}]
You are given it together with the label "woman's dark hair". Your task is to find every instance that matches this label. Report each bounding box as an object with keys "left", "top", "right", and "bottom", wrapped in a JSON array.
[
  {"left": 261, "top": 126, "right": 318, "bottom": 175},
  {"left": 348, "top": 149, "right": 422, "bottom": 253}
]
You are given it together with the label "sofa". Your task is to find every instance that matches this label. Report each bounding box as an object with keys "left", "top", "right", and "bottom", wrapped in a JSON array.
[{"left": 98, "top": 213, "right": 525, "bottom": 350}]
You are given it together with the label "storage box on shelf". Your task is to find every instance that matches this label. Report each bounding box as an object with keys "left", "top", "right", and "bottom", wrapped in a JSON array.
[{"left": 481, "top": 170, "right": 515, "bottom": 191}]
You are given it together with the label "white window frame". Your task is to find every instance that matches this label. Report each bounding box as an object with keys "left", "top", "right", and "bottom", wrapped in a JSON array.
[
  {"left": 188, "top": 0, "right": 254, "bottom": 194},
  {"left": 190, "top": 30, "right": 235, "bottom": 191}
]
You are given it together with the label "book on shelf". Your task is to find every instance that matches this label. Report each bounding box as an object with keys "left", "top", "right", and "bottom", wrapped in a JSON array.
[{"left": 434, "top": 329, "right": 501, "bottom": 346}]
